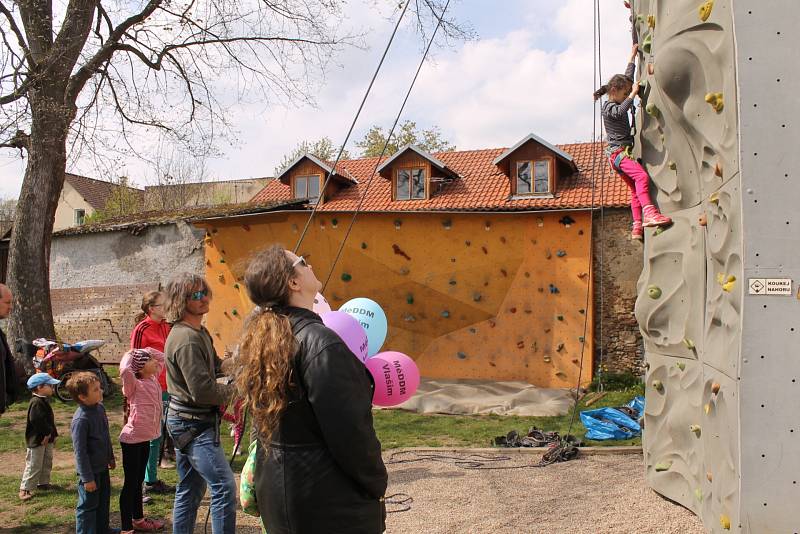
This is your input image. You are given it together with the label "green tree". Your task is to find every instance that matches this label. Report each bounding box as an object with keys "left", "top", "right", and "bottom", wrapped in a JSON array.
[
  {"left": 275, "top": 137, "right": 351, "bottom": 176},
  {"left": 84, "top": 177, "right": 142, "bottom": 223},
  {"left": 355, "top": 120, "right": 455, "bottom": 157}
]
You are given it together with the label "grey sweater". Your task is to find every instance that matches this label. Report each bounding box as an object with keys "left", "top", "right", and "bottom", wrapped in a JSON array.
[
  {"left": 165, "top": 322, "right": 233, "bottom": 410},
  {"left": 602, "top": 62, "right": 637, "bottom": 152},
  {"left": 70, "top": 403, "right": 114, "bottom": 483}
]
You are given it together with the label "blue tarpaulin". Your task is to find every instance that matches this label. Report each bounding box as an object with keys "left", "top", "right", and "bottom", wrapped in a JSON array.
[{"left": 580, "top": 396, "right": 645, "bottom": 441}]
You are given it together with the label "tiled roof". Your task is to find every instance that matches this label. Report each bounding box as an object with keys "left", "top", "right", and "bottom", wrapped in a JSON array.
[
  {"left": 251, "top": 141, "right": 628, "bottom": 212},
  {"left": 65, "top": 173, "right": 144, "bottom": 210},
  {"left": 53, "top": 199, "right": 307, "bottom": 237}
]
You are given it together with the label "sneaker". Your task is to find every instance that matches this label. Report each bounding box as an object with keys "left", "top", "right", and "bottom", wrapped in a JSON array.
[
  {"left": 142, "top": 494, "right": 153, "bottom": 505},
  {"left": 631, "top": 221, "right": 644, "bottom": 241},
  {"left": 642, "top": 205, "right": 672, "bottom": 227},
  {"left": 18, "top": 489, "right": 33, "bottom": 501},
  {"left": 144, "top": 480, "right": 174, "bottom": 494},
  {"left": 132, "top": 517, "right": 166, "bottom": 531}
]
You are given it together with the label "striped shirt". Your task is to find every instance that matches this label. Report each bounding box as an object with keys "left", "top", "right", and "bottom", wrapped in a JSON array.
[{"left": 602, "top": 62, "right": 636, "bottom": 152}]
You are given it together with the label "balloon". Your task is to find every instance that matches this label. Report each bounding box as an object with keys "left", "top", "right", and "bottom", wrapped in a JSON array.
[
  {"left": 313, "top": 292, "right": 332, "bottom": 314},
  {"left": 320, "top": 311, "right": 369, "bottom": 363},
  {"left": 365, "top": 351, "right": 420, "bottom": 407},
  {"left": 339, "top": 298, "right": 387, "bottom": 356}
]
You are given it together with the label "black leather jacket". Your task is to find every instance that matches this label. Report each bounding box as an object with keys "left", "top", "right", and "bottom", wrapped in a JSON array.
[{"left": 255, "top": 307, "right": 388, "bottom": 534}]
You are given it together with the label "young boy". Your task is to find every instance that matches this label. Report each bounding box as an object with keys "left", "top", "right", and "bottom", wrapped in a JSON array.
[
  {"left": 19, "top": 372, "right": 61, "bottom": 500},
  {"left": 67, "top": 372, "right": 117, "bottom": 534}
]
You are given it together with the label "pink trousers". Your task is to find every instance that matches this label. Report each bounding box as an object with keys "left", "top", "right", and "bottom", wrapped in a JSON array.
[{"left": 609, "top": 149, "right": 653, "bottom": 223}]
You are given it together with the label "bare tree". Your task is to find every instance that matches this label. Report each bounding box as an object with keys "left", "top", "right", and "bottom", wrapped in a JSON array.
[
  {"left": 0, "top": 0, "right": 470, "bottom": 348},
  {"left": 143, "top": 141, "right": 211, "bottom": 210}
]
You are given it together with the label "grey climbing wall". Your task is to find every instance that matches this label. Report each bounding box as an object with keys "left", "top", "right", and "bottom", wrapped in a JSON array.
[{"left": 634, "top": 1, "right": 800, "bottom": 532}]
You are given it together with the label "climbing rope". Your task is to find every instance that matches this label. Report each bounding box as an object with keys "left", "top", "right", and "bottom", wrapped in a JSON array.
[
  {"left": 320, "top": 0, "right": 453, "bottom": 291},
  {"left": 293, "top": 0, "right": 412, "bottom": 254}
]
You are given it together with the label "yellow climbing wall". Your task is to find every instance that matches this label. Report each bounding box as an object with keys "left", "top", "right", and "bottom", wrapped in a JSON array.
[{"left": 197, "top": 210, "right": 594, "bottom": 388}]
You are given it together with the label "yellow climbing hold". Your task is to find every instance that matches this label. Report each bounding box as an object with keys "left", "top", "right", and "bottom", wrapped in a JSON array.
[
  {"left": 652, "top": 380, "right": 664, "bottom": 392},
  {"left": 720, "top": 514, "right": 731, "bottom": 530},
  {"left": 709, "top": 192, "right": 720, "bottom": 204},
  {"left": 676, "top": 362, "right": 686, "bottom": 371},
  {"left": 690, "top": 424, "right": 702, "bottom": 437},
  {"left": 683, "top": 338, "right": 695, "bottom": 350},
  {"left": 705, "top": 92, "right": 724, "bottom": 113},
  {"left": 699, "top": 0, "right": 714, "bottom": 22},
  {"left": 645, "top": 102, "right": 660, "bottom": 118},
  {"left": 695, "top": 488, "right": 704, "bottom": 502},
  {"left": 717, "top": 273, "right": 736, "bottom": 292},
  {"left": 704, "top": 403, "right": 711, "bottom": 414},
  {"left": 647, "top": 15, "right": 656, "bottom": 29},
  {"left": 654, "top": 460, "right": 672, "bottom": 472},
  {"left": 668, "top": 161, "right": 677, "bottom": 171}
]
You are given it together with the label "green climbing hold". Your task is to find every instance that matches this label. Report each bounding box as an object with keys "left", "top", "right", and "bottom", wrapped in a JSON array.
[
  {"left": 641, "top": 33, "right": 653, "bottom": 54},
  {"left": 331, "top": 218, "right": 338, "bottom": 227},
  {"left": 406, "top": 294, "right": 414, "bottom": 305},
  {"left": 645, "top": 102, "right": 660, "bottom": 118},
  {"left": 676, "top": 362, "right": 686, "bottom": 371},
  {"left": 341, "top": 272, "right": 352, "bottom": 282},
  {"left": 231, "top": 309, "right": 239, "bottom": 316},
  {"left": 578, "top": 336, "right": 585, "bottom": 343},
  {"left": 233, "top": 283, "right": 240, "bottom": 290},
  {"left": 683, "top": 338, "right": 695, "bottom": 350},
  {"left": 556, "top": 315, "right": 564, "bottom": 321},
  {"left": 654, "top": 461, "right": 672, "bottom": 472},
  {"left": 361, "top": 242, "right": 367, "bottom": 249},
  {"left": 653, "top": 226, "right": 666, "bottom": 236},
  {"left": 647, "top": 285, "right": 662, "bottom": 299},
  {"left": 219, "top": 258, "right": 226, "bottom": 264},
  {"left": 694, "top": 488, "right": 704, "bottom": 502}
]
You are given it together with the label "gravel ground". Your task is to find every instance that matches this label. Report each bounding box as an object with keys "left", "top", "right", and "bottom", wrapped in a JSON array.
[{"left": 204, "top": 450, "right": 704, "bottom": 534}]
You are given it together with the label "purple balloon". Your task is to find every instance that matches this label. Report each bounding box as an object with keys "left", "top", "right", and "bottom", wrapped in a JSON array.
[{"left": 320, "top": 311, "right": 369, "bottom": 363}]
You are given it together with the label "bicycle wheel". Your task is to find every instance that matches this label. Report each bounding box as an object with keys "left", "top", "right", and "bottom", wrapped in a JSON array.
[{"left": 55, "top": 371, "right": 75, "bottom": 402}]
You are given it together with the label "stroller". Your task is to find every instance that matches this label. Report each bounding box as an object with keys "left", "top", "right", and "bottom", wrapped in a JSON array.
[{"left": 25, "top": 338, "right": 114, "bottom": 402}]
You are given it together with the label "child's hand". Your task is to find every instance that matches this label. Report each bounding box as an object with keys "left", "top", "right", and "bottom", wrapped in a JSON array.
[
  {"left": 630, "top": 83, "right": 640, "bottom": 98},
  {"left": 41, "top": 435, "right": 50, "bottom": 445},
  {"left": 84, "top": 481, "right": 97, "bottom": 492}
]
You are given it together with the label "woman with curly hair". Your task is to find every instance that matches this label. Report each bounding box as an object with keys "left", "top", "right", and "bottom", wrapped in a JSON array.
[{"left": 234, "top": 244, "right": 387, "bottom": 533}]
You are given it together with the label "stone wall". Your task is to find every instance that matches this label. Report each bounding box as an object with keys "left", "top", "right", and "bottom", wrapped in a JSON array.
[
  {"left": 592, "top": 207, "right": 644, "bottom": 377},
  {"left": 51, "top": 283, "right": 159, "bottom": 363}
]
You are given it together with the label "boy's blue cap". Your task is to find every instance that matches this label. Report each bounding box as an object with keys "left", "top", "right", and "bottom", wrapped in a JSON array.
[{"left": 27, "top": 372, "right": 61, "bottom": 389}]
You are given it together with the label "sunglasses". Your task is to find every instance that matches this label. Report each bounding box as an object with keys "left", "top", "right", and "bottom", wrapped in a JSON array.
[
  {"left": 292, "top": 256, "right": 308, "bottom": 268},
  {"left": 189, "top": 289, "right": 209, "bottom": 301}
]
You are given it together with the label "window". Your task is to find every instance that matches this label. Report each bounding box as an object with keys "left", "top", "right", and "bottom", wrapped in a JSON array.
[
  {"left": 293, "top": 175, "right": 320, "bottom": 201},
  {"left": 74, "top": 209, "right": 86, "bottom": 225},
  {"left": 515, "top": 160, "right": 550, "bottom": 194},
  {"left": 396, "top": 168, "right": 425, "bottom": 200}
]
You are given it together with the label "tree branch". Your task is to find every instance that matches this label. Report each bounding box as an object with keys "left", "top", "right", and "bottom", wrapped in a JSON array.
[
  {"left": 0, "top": 129, "right": 29, "bottom": 151},
  {"left": 0, "top": 1, "right": 34, "bottom": 68}
]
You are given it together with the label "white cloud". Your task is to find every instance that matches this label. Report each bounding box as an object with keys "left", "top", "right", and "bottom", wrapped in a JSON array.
[{"left": 0, "top": 0, "right": 632, "bottom": 196}]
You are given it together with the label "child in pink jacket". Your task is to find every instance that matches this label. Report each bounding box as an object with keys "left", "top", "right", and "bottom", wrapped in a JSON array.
[{"left": 119, "top": 348, "right": 167, "bottom": 533}]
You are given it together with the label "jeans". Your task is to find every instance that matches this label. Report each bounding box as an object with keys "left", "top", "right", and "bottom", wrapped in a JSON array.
[
  {"left": 167, "top": 416, "right": 236, "bottom": 534},
  {"left": 120, "top": 441, "right": 149, "bottom": 530},
  {"left": 76, "top": 469, "right": 111, "bottom": 534},
  {"left": 609, "top": 149, "right": 654, "bottom": 223}
]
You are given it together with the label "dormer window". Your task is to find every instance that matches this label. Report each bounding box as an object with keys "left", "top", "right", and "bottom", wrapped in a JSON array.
[
  {"left": 293, "top": 174, "right": 320, "bottom": 201},
  {"left": 396, "top": 167, "right": 426, "bottom": 200},
  {"left": 516, "top": 160, "right": 550, "bottom": 195}
]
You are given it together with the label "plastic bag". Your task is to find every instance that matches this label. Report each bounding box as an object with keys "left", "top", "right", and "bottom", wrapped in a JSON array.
[{"left": 580, "top": 395, "right": 645, "bottom": 441}]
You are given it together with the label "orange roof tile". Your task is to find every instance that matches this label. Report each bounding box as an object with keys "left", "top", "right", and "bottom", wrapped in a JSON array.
[{"left": 251, "top": 141, "right": 628, "bottom": 212}]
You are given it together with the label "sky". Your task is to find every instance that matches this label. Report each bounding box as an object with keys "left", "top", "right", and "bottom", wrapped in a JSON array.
[{"left": 0, "top": 0, "right": 632, "bottom": 197}]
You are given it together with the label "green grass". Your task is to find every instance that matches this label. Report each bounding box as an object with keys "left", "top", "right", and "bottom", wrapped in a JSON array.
[{"left": 0, "top": 370, "right": 642, "bottom": 531}]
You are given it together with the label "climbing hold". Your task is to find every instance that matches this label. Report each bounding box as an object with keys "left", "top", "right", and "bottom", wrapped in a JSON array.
[
  {"left": 704, "top": 403, "right": 711, "bottom": 415},
  {"left": 578, "top": 229, "right": 584, "bottom": 235},
  {"left": 392, "top": 244, "right": 411, "bottom": 260},
  {"left": 399, "top": 267, "right": 410, "bottom": 275},
  {"left": 645, "top": 102, "right": 660, "bottom": 118},
  {"left": 572, "top": 359, "right": 579, "bottom": 364},
  {"left": 500, "top": 269, "right": 507, "bottom": 277},
  {"left": 720, "top": 515, "right": 731, "bottom": 530},
  {"left": 361, "top": 242, "right": 368, "bottom": 249},
  {"left": 641, "top": 33, "right": 653, "bottom": 54},
  {"left": 647, "top": 63, "right": 654, "bottom": 76},
  {"left": 556, "top": 315, "right": 564, "bottom": 321},
  {"left": 654, "top": 460, "right": 672, "bottom": 472},
  {"left": 465, "top": 240, "right": 471, "bottom": 246},
  {"left": 698, "top": 213, "right": 707, "bottom": 227},
  {"left": 668, "top": 161, "right": 677, "bottom": 171},
  {"left": 482, "top": 246, "right": 488, "bottom": 255},
  {"left": 214, "top": 332, "right": 221, "bottom": 338},
  {"left": 549, "top": 284, "right": 559, "bottom": 294},
  {"left": 544, "top": 356, "right": 552, "bottom": 363},
  {"left": 717, "top": 273, "right": 736, "bottom": 292},
  {"left": 404, "top": 314, "right": 416, "bottom": 323},
  {"left": 218, "top": 258, "right": 226, "bottom": 264},
  {"left": 536, "top": 217, "right": 544, "bottom": 227},
  {"left": 707, "top": 472, "right": 713, "bottom": 482},
  {"left": 211, "top": 228, "right": 218, "bottom": 234},
  {"left": 556, "top": 250, "right": 566, "bottom": 257},
  {"left": 449, "top": 279, "right": 457, "bottom": 285},
  {"left": 578, "top": 309, "right": 585, "bottom": 315},
  {"left": 676, "top": 362, "right": 686, "bottom": 371},
  {"left": 709, "top": 192, "right": 720, "bottom": 204},
  {"left": 711, "top": 383, "right": 721, "bottom": 395},
  {"left": 714, "top": 161, "right": 723, "bottom": 178},
  {"left": 524, "top": 309, "right": 532, "bottom": 314},
  {"left": 231, "top": 309, "right": 239, "bottom": 317},
  {"left": 578, "top": 336, "right": 585, "bottom": 343},
  {"left": 242, "top": 224, "right": 250, "bottom": 231},
  {"left": 545, "top": 249, "right": 552, "bottom": 259},
  {"left": 694, "top": 488, "right": 703, "bottom": 502},
  {"left": 394, "top": 219, "right": 402, "bottom": 229},
  {"left": 644, "top": 362, "right": 650, "bottom": 370},
  {"left": 699, "top": 0, "right": 714, "bottom": 22},
  {"left": 555, "top": 372, "right": 567, "bottom": 379},
  {"left": 406, "top": 294, "right": 414, "bottom": 305},
  {"left": 544, "top": 328, "right": 551, "bottom": 334},
  {"left": 488, "top": 320, "right": 496, "bottom": 328},
  {"left": 442, "top": 219, "right": 452, "bottom": 230},
  {"left": 500, "top": 236, "right": 506, "bottom": 244},
  {"left": 516, "top": 341, "right": 525, "bottom": 349},
  {"left": 704, "top": 92, "right": 724, "bottom": 113},
  {"left": 557, "top": 343, "right": 565, "bottom": 352},
  {"left": 331, "top": 218, "right": 338, "bottom": 227},
  {"left": 647, "top": 285, "right": 662, "bottom": 299},
  {"left": 456, "top": 352, "right": 467, "bottom": 360},
  {"left": 484, "top": 221, "right": 491, "bottom": 231},
  {"left": 559, "top": 215, "right": 575, "bottom": 226},
  {"left": 441, "top": 310, "right": 450, "bottom": 318},
  {"left": 233, "top": 283, "right": 239, "bottom": 290},
  {"left": 341, "top": 272, "right": 352, "bottom": 282},
  {"left": 538, "top": 287, "right": 544, "bottom": 293},
  {"left": 469, "top": 327, "right": 477, "bottom": 334},
  {"left": 319, "top": 220, "right": 326, "bottom": 229},
  {"left": 653, "top": 226, "right": 666, "bottom": 236},
  {"left": 690, "top": 424, "right": 701, "bottom": 437},
  {"left": 509, "top": 307, "right": 517, "bottom": 314},
  {"left": 472, "top": 293, "right": 482, "bottom": 302},
  {"left": 647, "top": 14, "right": 655, "bottom": 29},
  {"left": 204, "top": 236, "right": 213, "bottom": 245},
  {"left": 217, "top": 274, "right": 225, "bottom": 283},
  {"left": 652, "top": 380, "right": 664, "bottom": 392},
  {"left": 524, "top": 272, "right": 530, "bottom": 278},
  {"left": 683, "top": 338, "right": 696, "bottom": 350}
]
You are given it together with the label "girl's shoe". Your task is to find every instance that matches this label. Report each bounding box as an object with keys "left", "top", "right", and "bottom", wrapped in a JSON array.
[
  {"left": 631, "top": 221, "right": 644, "bottom": 241},
  {"left": 18, "top": 489, "right": 33, "bottom": 501},
  {"left": 132, "top": 517, "right": 165, "bottom": 531},
  {"left": 642, "top": 205, "right": 672, "bottom": 227}
]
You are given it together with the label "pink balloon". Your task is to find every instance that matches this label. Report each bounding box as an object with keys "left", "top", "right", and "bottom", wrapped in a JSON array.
[
  {"left": 365, "top": 351, "right": 420, "bottom": 407},
  {"left": 313, "top": 292, "right": 332, "bottom": 314},
  {"left": 320, "top": 311, "right": 369, "bottom": 362}
]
